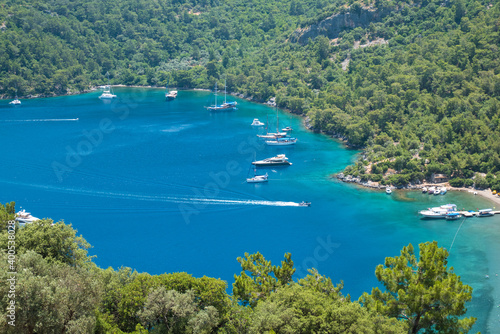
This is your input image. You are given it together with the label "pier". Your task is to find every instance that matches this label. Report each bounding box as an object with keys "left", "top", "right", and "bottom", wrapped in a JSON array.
[{"left": 457, "top": 210, "right": 500, "bottom": 217}]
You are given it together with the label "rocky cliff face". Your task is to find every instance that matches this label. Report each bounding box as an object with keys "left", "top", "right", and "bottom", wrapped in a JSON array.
[{"left": 290, "top": 7, "right": 391, "bottom": 45}]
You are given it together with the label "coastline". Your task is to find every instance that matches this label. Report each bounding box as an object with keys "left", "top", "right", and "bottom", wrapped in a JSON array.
[{"left": 335, "top": 172, "right": 500, "bottom": 207}]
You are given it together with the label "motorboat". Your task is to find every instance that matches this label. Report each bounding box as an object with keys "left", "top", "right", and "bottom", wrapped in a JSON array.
[
  {"left": 428, "top": 186, "right": 436, "bottom": 194},
  {"left": 251, "top": 119, "right": 265, "bottom": 126},
  {"left": 265, "top": 137, "right": 297, "bottom": 146},
  {"left": 299, "top": 201, "right": 311, "bottom": 207},
  {"left": 9, "top": 89, "right": 21, "bottom": 105},
  {"left": 422, "top": 187, "right": 427, "bottom": 193},
  {"left": 282, "top": 126, "right": 293, "bottom": 132},
  {"left": 246, "top": 172, "right": 268, "bottom": 183},
  {"left": 252, "top": 154, "right": 292, "bottom": 166},
  {"left": 478, "top": 208, "right": 494, "bottom": 217},
  {"left": 419, "top": 204, "right": 458, "bottom": 219},
  {"left": 15, "top": 209, "right": 40, "bottom": 224},
  {"left": 440, "top": 187, "right": 447, "bottom": 194},
  {"left": 386, "top": 188, "right": 392, "bottom": 194},
  {"left": 445, "top": 212, "right": 462, "bottom": 220}
]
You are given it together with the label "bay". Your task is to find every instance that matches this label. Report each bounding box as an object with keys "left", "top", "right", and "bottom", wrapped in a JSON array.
[{"left": 1, "top": 88, "right": 499, "bottom": 332}]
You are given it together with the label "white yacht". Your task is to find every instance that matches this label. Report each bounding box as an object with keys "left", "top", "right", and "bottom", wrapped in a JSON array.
[
  {"left": 419, "top": 204, "right": 458, "bottom": 219},
  {"left": 15, "top": 209, "right": 40, "bottom": 224},
  {"left": 252, "top": 154, "right": 292, "bottom": 166},
  {"left": 251, "top": 119, "right": 265, "bottom": 126}
]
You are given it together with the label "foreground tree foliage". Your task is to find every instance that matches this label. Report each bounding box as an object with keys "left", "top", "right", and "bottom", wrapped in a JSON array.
[
  {"left": 359, "top": 241, "right": 476, "bottom": 334},
  {"left": 0, "top": 203, "right": 477, "bottom": 333}
]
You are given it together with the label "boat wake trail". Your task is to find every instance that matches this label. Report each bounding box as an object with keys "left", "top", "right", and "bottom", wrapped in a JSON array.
[
  {"left": 0, "top": 118, "right": 79, "bottom": 122},
  {"left": 0, "top": 180, "right": 304, "bottom": 208}
]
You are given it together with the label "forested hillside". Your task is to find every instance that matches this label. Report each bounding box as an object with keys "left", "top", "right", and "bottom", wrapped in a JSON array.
[{"left": 1, "top": 0, "right": 500, "bottom": 186}]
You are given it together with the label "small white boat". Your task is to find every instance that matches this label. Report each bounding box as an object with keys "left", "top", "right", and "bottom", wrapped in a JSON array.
[
  {"left": 422, "top": 187, "right": 428, "bottom": 193},
  {"left": 298, "top": 201, "right": 311, "bottom": 207},
  {"left": 9, "top": 89, "right": 21, "bottom": 105},
  {"left": 246, "top": 172, "right": 268, "bottom": 183},
  {"left": 15, "top": 209, "right": 39, "bottom": 224},
  {"left": 440, "top": 187, "right": 447, "bottom": 194},
  {"left": 478, "top": 208, "right": 494, "bottom": 217},
  {"left": 282, "top": 126, "right": 293, "bottom": 132},
  {"left": 165, "top": 89, "right": 178, "bottom": 101},
  {"left": 99, "top": 72, "right": 116, "bottom": 99},
  {"left": 251, "top": 118, "right": 265, "bottom": 126},
  {"left": 428, "top": 186, "right": 436, "bottom": 195},
  {"left": 386, "top": 188, "right": 392, "bottom": 194},
  {"left": 265, "top": 137, "right": 297, "bottom": 146}
]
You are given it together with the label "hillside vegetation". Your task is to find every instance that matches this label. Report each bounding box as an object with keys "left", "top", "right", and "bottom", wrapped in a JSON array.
[{"left": 1, "top": 0, "right": 500, "bottom": 186}]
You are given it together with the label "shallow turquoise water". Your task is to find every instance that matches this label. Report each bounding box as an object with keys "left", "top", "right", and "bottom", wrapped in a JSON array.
[{"left": 1, "top": 88, "right": 499, "bottom": 332}]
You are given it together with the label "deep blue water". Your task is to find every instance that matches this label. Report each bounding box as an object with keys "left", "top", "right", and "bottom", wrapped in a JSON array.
[{"left": 1, "top": 88, "right": 499, "bottom": 332}]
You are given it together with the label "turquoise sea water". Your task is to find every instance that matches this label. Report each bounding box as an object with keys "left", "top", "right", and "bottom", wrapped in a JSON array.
[{"left": 1, "top": 88, "right": 499, "bottom": 332}]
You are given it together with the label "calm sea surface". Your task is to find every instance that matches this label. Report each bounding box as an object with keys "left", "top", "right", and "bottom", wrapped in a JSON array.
[{"left": 1, "top": 88, "right": 499, "bottom": 332}]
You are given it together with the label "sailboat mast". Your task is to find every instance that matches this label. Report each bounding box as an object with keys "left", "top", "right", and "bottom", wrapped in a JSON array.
[
  {"left": 214, "top": 82, "right": 218, "bottom": 106},
  {"left": 224, "top": 79, "right": 227, "bottom": 104}
]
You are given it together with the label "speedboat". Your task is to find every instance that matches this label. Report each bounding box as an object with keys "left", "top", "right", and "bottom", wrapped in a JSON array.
[
  {"left": 478, "top": 208, "right": 494, "bottom": 217},
  {"left": 251, "top": 119, "right": 265, "bottom": 126},
  {"left": 282, "top": 126, "right": 293, "bottom": 132},
  {"left": 386, "top": 188, "right": 392, "bottom": 194},
  {"left": 252, "top": 154, "right": 292, "bottom": 166},
  {"left": 246, "top": 173, "right": 268, "bottom": 183},
  {"left": 165, "top": 90, "right": 178, "bottom": 100},
  {"left": 299, "top": 201, "right": 311, "bottom": 207},
  {"left": 265, "top": 137, "right": 297, "bottom": 146},
  {"left": 15, "top": 209, "right": 40, "bottom": 224}
]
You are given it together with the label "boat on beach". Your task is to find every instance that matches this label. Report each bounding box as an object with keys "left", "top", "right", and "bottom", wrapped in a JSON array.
[{"left": 252, "top": 154, "right": 292, "bottom": 166}]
